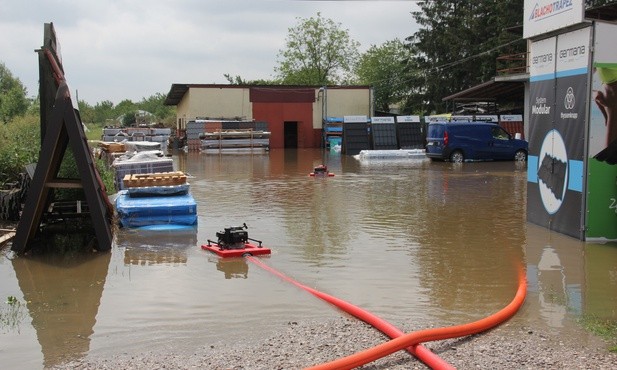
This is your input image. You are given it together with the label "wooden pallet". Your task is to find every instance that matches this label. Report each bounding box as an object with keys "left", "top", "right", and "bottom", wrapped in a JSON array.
[
  {"left": 0, "top": 230, "right": 16, "bottom": 246},
  {"left": 122, "top": 171, "right": 187, "bottom": 188},
  {"left": 99, "top": 142, "right": 126, "bottom": 153}
]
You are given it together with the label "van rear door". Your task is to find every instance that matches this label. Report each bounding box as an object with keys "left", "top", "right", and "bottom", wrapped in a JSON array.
[{"left": 425, "top": 123, "right": 445, "bottom": 158}]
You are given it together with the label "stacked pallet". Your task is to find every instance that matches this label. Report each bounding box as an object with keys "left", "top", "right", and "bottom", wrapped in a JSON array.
[
  {"left": 101, "top": 127, "right": 172, "bottom": 144},
  {"left": 99, "top": 142, "right": 126, "bottom": 153},
  {"left": 122, "top": 171, "right": 187, "bottom": 188},
  {"left": 0, "top": 229, "right": 16, "bottom": 246},
  {"left": 112, "top": 153, "right": 174, "bottom": 191},
  {"left": 115, "top": 170, "right": 197, "bottom": 229},
  {"left": 185, "top": 120, "right": 269, "bottom": 152},
  {"left": 200, "top": 129, "right": 270, "bottom": 152}
]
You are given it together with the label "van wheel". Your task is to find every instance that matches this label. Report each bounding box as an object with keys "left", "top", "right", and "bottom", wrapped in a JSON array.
[
  {"left": 449, "top": 150, "right": 464, "bottom": 163},
  {"left": 514, "top": 150, "right": 527, "bottom": 162}
]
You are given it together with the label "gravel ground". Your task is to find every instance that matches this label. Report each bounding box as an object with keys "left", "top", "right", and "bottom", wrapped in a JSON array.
[{"left": 50, "top": 317, "right": 617, "bottom": 370}]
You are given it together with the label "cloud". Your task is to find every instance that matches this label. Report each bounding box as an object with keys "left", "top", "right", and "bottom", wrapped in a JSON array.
[{"left": 0, "top": 0, "right": 419, "bottom": 104}]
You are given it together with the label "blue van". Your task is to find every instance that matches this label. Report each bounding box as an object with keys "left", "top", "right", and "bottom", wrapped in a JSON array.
[{"left": 425, "top": 122, "right": 528, "bottom": 162}]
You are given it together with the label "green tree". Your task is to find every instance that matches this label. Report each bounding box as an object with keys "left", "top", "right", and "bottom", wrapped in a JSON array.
[
  {"left": 223, "top": 74, "right": 280, "bottom": 86},
  {"left": 121, "top": 110, "right": 137, "bottom": 127},
  {"left": 78, "top": 100, "right": 95, "bottom": 123},
  {"left": 0, "top": 62, "right": 29, "bottom": 124},
  {"left": 93, "top": 100, "right": 116, "bottom": 125},
  {"left": 137, "top": 93, "right": 175, "bottom": 123},
  {"left": 275, "top": 12, "right": 360, "bottom": 85},
  {"left": 115, "top": 99, "right": 137, "bottom": 119},
  {"left": 224, "top": 74, "right": 250, "bottom": 85},
  {"left": 355, "top": 39, "right": 411, "bottom": 112},
  {"left": 586, "top": 0, "right": 616, "bottom": 7},
  {"left": 403, "top": 1, "right": 525, "bottom": 114}
]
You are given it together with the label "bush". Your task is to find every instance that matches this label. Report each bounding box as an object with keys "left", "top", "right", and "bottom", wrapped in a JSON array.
[
  {"left": 0, "top": 113, "right": 40, "bottom": 186},
  {"left": 0, "top": 113, "right": 115, "bottom": 196}
]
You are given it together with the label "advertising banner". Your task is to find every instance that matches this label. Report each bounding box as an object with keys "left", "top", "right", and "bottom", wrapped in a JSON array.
[
  {"left": 524, "top": 0, "right": 585, "bottom": 39},
  {"left": 552, "top": 27, "right": 589, "bottom": 238},
  {"left": 527, "top": 28, "right": 590, "bottom": 239},
  {"left": 527, "top": 37, "right": 557, "bottom": 230},
  {"left": 587, "top": 22, "right": 617, "bottom": 241}
]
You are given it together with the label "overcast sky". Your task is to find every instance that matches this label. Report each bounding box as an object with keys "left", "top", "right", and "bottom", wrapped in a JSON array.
[{"left": 0, "top": 1, "right": 420, "bottom": 105}]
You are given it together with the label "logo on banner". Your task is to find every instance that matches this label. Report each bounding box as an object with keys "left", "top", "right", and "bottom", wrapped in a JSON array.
[
  {"left": 564, "top": 87, "right": 575, "bottom": 109},
  {"left": 561, "top": 86, "right": 578, "bottom": 119},
  {"left": 528, "top": 1, "right": 575, "bottom": 21},
  {"left": 537, "top": 129, "right": 569, "bottom": 214}
]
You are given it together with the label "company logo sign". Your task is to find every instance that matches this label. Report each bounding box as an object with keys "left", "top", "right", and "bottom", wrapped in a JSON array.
[
  {"left": 564, "top": 87, "right": 575, "bottom": 109},
  {"left": 523, "top": 0, "right": 583, "bottom": 39},
  {"left": 561, "top": 87, "right": 578, "bottom": 120},
  {"left": 529, "top": 0, "right": 575, "bottom": 22}
]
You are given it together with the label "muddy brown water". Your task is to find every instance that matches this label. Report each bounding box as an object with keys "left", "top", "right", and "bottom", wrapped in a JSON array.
[{"left": 1, "top": 148, "right": 616, "bottom": 368}]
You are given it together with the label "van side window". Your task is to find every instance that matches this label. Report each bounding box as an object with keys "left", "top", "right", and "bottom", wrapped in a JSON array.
[{"left": 491, "top": 127, "right": 510, "bottom": 140}]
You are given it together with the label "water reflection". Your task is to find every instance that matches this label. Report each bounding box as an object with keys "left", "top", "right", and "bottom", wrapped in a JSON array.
[
  {"left": 117, "top": 227, "right": 197, "bottom": 266},
  {"left": 215, "top": 258, "right": 249, "bottom": 279},
  {"left": 525, "top": 223, "right": 617, "bottom": 331},
  {"left": 10, "top": 252, "right": 110, "bottom": 368},
  {"left": 525, "top": 226, "right": 580, "bottom": 330},
  {"left": 585, "top": 243, "right": 617, "bottom": 318},
  {"left": 416, "top": 162, "right": 528, "bottom": 322}
]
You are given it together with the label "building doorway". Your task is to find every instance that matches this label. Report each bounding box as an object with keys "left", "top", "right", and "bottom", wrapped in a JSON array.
[{"left": 284, "top": 121, "right": 298, "bottom": 148}]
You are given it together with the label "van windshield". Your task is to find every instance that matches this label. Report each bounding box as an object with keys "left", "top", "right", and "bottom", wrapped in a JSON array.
[{"left": 427, "top": 124, "right": 444, "bottom": 138}]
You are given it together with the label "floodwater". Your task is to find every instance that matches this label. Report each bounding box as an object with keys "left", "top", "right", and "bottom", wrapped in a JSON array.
[{"left": 1, "top": 148, "right": 616, "bottom": 369}]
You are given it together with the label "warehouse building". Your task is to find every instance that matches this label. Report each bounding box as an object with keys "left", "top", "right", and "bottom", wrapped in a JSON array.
[{"left": 164, "top": 84, "right": 372, "bottom": 149}]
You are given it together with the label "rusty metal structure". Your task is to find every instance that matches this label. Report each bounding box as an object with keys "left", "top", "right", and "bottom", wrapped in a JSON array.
[{"left": 12, "top": 23, "right": 114, "bottom": 254}]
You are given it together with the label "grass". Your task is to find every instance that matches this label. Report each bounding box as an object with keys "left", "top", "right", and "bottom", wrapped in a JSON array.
[
  {"left": 579, "top": 314, "right": 617, "bottom": 352},
  {"left": 85, "top": 122, "right": 104, "bottom": 141},
  {"left": 0, "top": 296, "right": 27, "bottom": 333}
]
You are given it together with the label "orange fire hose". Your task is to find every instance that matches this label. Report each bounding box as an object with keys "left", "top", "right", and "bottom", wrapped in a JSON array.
[
  {"left": 305, "top": 266, "right": 527, "bottom": 370},
  {"left": 246, "top": 256, "right": 455, "bottom": 369}
]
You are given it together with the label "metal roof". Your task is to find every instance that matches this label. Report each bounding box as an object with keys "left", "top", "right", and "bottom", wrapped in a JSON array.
[
  {"left": 164, "top": 83, "right": 190, "bottom": 106},
  {"left": 585, "top": 3, "right": 617, "bottom": 21},
  {"left": 442, "top": 78, "right": 525, "bottom": 103}
]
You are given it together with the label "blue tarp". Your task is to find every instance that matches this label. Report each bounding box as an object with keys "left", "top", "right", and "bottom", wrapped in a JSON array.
[
  {"left": 325, "top": 117, "right": 344, "bottom": 123},
  {"left": 115, "top": 190, "right": 198, "bottom": 228}
]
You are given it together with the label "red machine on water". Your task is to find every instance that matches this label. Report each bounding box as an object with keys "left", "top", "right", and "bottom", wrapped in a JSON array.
[
  {"left": 309, "top": 164, "right": 335, "bottom": 177},
  {"left": 202, "top": 223, "right": 271, "bottom": 257}
]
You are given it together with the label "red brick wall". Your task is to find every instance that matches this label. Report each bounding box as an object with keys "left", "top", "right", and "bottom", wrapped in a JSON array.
[
  {"left": 499, "top": 121, "right": 525, "bottom": 139},
  {"left": 252, "top": 102, "right": 315, "bottom": 148}
]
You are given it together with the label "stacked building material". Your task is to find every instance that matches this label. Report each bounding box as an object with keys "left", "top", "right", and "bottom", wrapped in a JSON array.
[
  {"left": 185, "top": 120, "right": 269, "bottom": 152},
  {"left": 115, "top": 171, "right": 197, "bottom": 229}
]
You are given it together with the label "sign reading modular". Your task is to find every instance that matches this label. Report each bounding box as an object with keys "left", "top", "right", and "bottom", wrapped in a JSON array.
[
  {"left": 527, "top": 27, "right": 590, "bottom": 239},
  {"left": 524, "top": 0, "right": 585, "bottom": 39}
]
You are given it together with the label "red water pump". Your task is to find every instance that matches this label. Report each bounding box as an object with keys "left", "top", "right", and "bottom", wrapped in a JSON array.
[{"left": 203, "top": 223, "right": 270, "bottom": 257}]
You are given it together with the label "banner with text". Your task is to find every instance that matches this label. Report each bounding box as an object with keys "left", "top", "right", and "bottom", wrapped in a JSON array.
[{"left": 527, "top": 27, "right": 590, "bottom": 239}]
